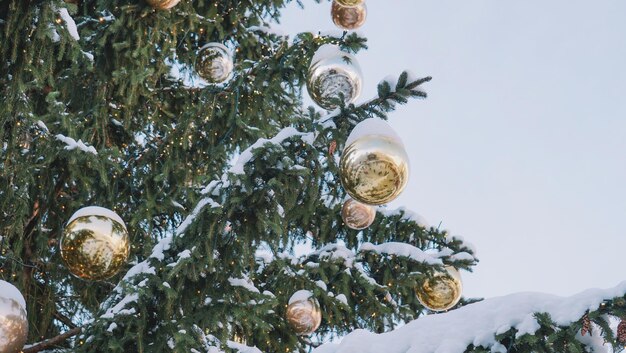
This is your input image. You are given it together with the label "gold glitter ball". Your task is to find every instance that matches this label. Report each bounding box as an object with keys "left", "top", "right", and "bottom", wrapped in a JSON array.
[
  {"left": 341, "top": 198, "right": 376, "bottom": 230},
  {"left": 331, "top": 0, "right": 367, "bottom": 31},
  {"left": 60, "top": 207, "right": 130, "bottom": 281},
  {"left": 307, "top": 46, "right": 362, "bottom": 110},
  {"left": 416, "top": 266, "right": 463, "bottom": 312},
  {"left": 146, "top": 0, "right": 180, "bottom": 10},
  {"left": 0, "top": 281, "right": 28, "bottom": 353},
  {"left": 195, "top": 43, "right": 234, "bottom": 84},
  {"left": 340, "top": 134, "right": 409, "bottom": 205},
  {"left": 286, "top": 291, "right": 322, "bottom": 336}
]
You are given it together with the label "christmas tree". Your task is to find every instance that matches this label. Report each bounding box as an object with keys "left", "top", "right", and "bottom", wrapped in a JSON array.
[{"left": 1, "top": 1, "right": 625, "bottom": 353}]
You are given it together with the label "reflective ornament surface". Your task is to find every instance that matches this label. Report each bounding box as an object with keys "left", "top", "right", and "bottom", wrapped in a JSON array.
[
  {"left": 416, "top": 266, "right": 463, "bottom": 312},
  {"left": 340, "top": 134, "right": 409, "bottom": 205},
  {"left": 146, "top": 0, "right": 180, "bottom": 10},
  {"left": 286, "top": 292, "right": 322, "bottom": 335},
  {"left": 335, "top": 0, "right": 364, "bottom": 5},
  {"left": 0, "top": 281, "right": 28, "bottom": 353},
  {"left": 331, "top": 0, "right": 367, "bottom": 30},
  {"left": 60, "top": 207, "right": 130, "bottom": 281},
  {"left": 341, "top": 198, "right": 376, "bottom": 230},
  {"left": 196, "top": 43, "right": 234, "bottom": 84},
  {"left": 307, "top": 47, "right": 362, "bottom": 110}
]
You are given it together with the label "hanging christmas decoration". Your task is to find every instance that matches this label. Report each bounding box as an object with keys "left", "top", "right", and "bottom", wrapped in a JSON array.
[
  {"left": 581, "top": 314, "right": 591, "bottom": 336},
  {"left": 0, "top": 281, "right": 28, "bottom": 353},
  {"left": 286, "top": 290, "right": 322, "bottom": 335},
  {"left": 60, "top": 206, "right": 130, "bottom": 281},
  {"left": 416, "top": 266, "right": 463, "bottom": 312},
  {"left": 307, "top": 45, "right": 362, "bottom": 110},
  {"left": 146, "top": 0, "right": 180, "bottom": 10},
  {"left": 340, "top": 118, "right": 409, "bottom": 205},
  {"left": 618, "top": 318, "right": 626, "bottom": 344},
  {"left": 341, "top": 197, "right": 376, "bottom": 230},
  {"left": 195, "top": 43, "right": 234, "bottom": 84},
  {"left": 331, "top": 0, "right": 367, "bottom": 30}
]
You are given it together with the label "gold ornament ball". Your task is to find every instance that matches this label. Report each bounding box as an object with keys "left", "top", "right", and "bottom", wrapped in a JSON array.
[
  {"left": 341, "top": 198, "right": 376, "bottom": 230},
  {"left": 0, "top": 281, "right": 28, "bottom": 353},
  {"left": 331, "top": 1, "right": 367, "bottom": 31},
  {"left": 307, "top": 46, "right": 362, "bottom": 110},
  {"left": 146, "top": 0, "right": 180, "bottom": 10},
  {"left": 195, "top": 43, "right": 234, "bottom": 84},
  {"left": 60, "top": 206, "right": 130, "bottom": 281},
  {"left": 416, "top": 266, "right": 463, "bottom": 312},
  {"left": 286, "top": 291, "right": 322, "bottom": 336},
  {"left": 335, "top": 0, "right": 364, "bottom": 6},
  {"left": 340, "top": 134, "right": 409, "bottom": 205}
]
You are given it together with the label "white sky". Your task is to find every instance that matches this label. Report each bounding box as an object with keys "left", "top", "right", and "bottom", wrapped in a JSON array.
[{"left": 279, "top": 1, "right": 626, "bottom": 299}]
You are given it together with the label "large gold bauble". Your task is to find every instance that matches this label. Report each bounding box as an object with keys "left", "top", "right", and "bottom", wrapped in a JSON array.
[
  {"left": 341, "top": 198, "right": 376, "bottom": 230},
  {"left": 60, "top": 206, "right": 130, "bottom": 281},
  {"left": 416, "top": 266, "right": 463, "bottom": 312},
  {"left": 286, "top": 291, "right": 322, "bottom": 336},
  {"left": 0, "top": 281, "right": 28, "bottom": 353},
  {"left": 307, "top": 46, "right": 362, "bottom": 110},
  {"left": 335, "top": 0, "right": 364, "bottom": 6},
  {"left": 146, "top": 0, "right": 180, "bottom": 10},
  {"left": 340, "top": 134, "right": 409, "bottom": 205},
  {"left": 331, "top": 0, "right": 367, "bottom": 31},
  {"left": 195, "top": 43, "right": 234, "bottom": 84}
]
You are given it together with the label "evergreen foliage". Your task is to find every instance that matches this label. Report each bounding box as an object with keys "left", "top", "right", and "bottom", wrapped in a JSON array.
[{"left": 1, "top": 1, "right": 624, "bottom": 352}]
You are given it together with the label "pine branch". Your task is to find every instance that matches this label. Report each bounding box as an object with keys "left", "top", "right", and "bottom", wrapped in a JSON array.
[{"left": 22, "top": 327, "right": 82, "bottom": 353}]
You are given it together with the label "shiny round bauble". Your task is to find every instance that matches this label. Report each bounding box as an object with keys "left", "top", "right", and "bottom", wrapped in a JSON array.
[
  {"left": 0, "top": 281, "right": 28, "bottom": 353},
  {"left": 307, "top": 47, "right": 362, "bottom": 110},
  {"left": 416, "top": 266, "right": 463, "bottom": 312},
  {"left": 341, "top": 198, "right": 376, "bottom": 230},
  {"left": 195, "top": 43, "right": 234, "bottom": 84},
  {"left": 340, "top": 134, "right": 409, "bottom": 205},
  {"left": 335, "top": 0, "right": 364, "bottom": 6},
  {"left": 146, "top": 0, "right": 180, "bottom": 10},
  {"left": 331, "top": 0, "right": 367, "bottom": 30},
  {"left": 286, "top": 291, "right": 322, "bottom": 335},
  {"left": 60, "top": 206, "right": 130, "bottom": 281}
]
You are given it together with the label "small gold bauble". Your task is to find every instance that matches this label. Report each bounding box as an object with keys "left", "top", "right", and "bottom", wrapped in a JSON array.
[
  {"left": 60, "top": 206, "right": 130, "bottom": 281},
  {"left": 307, "top": 46, "right": 362, "bottom": 110},
  {"left": 286, "top": 291, "right": 322, "bottom": 336},
  {"left": 335, "top": 0, "right": 364, "bottom": 6},
  {"left": 331, "top": 1, "right": 367, "bottom": 31},
  {"left": 0, "top": 281, "right": 28, "bottom": 353},
  {"left": 146, "top": 0, "right": 180, "bottom": 10},
  {"left": 341, "top": 198, "right": 376, "bottom": 230},
  {"left": 416, "top": 266, "right": 463, "bottom": 312},
  {"left": 340, "top": 134, "right": 409, "bottom": 205},
  {"left": 195, "top": 43, "right": 234, "bottom": 84}
]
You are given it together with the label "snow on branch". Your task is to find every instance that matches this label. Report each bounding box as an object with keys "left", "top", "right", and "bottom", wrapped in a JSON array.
[
  {"left": 229, "top": 126, "right": 316, "bottom": 175},
  {"left": 359, "top": 242, "right": 443, "bottom": 266},
  {"left": 57, "top": 8, "right": 80, "bottom": 41},
  {"left": 228, "top": 275, "right": 261, "bottom": 294},
  {"left": 313, "top": 281, "right": 626, "bottom": 353},
  {"left": 55, "top": 134, "right": 97, "bottom": 155}
]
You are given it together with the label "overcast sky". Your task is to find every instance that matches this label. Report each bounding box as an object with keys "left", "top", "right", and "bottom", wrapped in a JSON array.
[{"left": 279, "top": 1, "right": 626, "bottom": 299}]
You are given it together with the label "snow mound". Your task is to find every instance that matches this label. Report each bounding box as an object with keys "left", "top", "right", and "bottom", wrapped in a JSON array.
[
  {"left": 345, "top": 118, "right": 403, "bottom": 147},
  {"left": 289, "top": 290, "right": 313, "bottom": 305},
  {"left": 68, "top": 206, "right": 126, "bottom": 230},
  {"left": 314, "top": 281, "right": 626, "bottom": 353}
]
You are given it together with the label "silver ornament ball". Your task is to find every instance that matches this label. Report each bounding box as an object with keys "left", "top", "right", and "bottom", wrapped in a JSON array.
[
  {"left": 307, "top": 45, "right": 362, "bottom": 110},
  {"left": 0, "top": 281, "right": 28, "bottom": 353}
]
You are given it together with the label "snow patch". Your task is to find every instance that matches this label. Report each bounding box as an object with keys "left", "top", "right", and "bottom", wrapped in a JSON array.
[
  {"left": 67, "top": 206, "right": 126, "bottom": 230},
  {"left": 55, "top": 134, "right": 98, "bottom": 155},
  {"left": 314, "top": 282, "right": 626, "bottom": 353}
]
